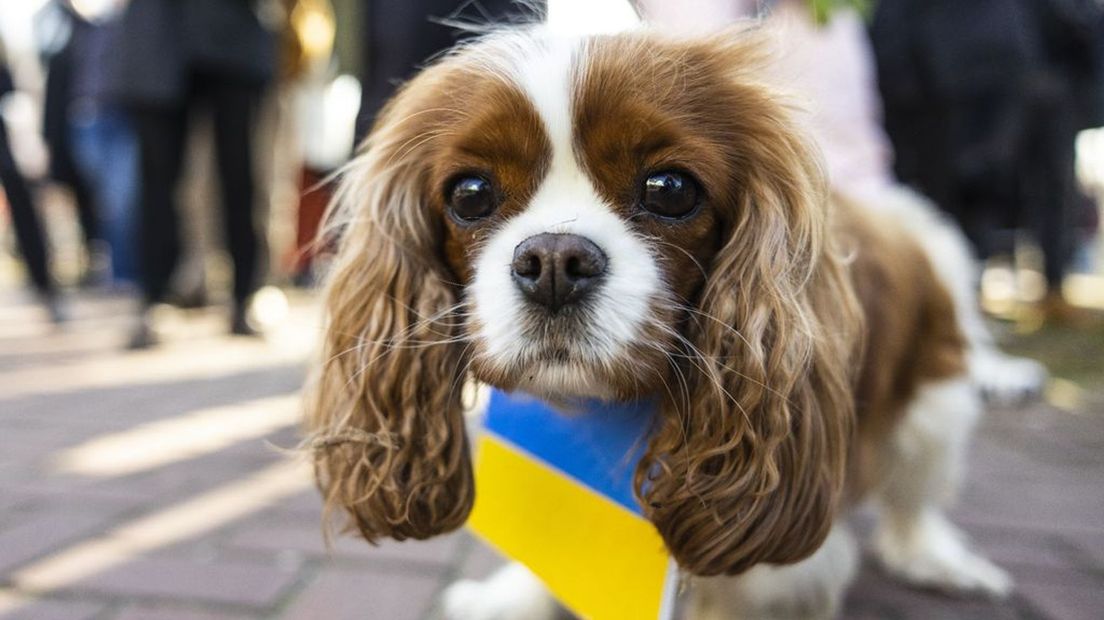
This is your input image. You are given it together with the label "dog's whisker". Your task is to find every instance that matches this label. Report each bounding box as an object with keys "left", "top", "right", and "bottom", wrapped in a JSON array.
[{"left": 323, "top": 300, "right": 473, "bottom": 366}]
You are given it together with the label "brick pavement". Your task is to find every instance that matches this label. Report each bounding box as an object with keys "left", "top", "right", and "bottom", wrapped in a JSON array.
[{"left": 0, "top": 288, "right": 1101, "bottom": 620}]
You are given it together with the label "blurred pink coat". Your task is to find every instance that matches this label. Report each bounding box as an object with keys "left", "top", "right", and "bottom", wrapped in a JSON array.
[{"left": 638, "top": 0, "right": 896, "bottom": 202}]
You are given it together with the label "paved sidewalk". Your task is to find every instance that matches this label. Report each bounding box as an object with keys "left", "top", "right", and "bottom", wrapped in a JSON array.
[{"left": 0, "top": 288, "right": 1101, "bottom": 620}]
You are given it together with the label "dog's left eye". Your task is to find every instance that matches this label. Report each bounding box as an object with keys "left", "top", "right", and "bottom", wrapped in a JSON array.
[
  {"left": 640, "top": 171, "right": 700, "bottom": 219},
  {"left": 447, "top": 176, "right": 498, "bottom": 221}
]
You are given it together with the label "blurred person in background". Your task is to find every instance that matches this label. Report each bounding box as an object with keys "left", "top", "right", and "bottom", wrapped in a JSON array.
[
  {"left": 35, "top": 0, "right": 111, "bottom": 287},
  {"left": 39, "top": 0, "right": 138, "bottom": 287},
  {"left": 1021, "top": 0, "right": 1103, "bottom": 320},
  {"left": 0, "top": 38, "right": 64, "bottom": 322},
  {"left": 111, "top": 0, "right": 277, "bottom": 348},
  {"left": 352, "top": 0, "right": 545, "bottom": 142},
  {"left": 283, "top": 0, "right": 341, "bottom": 287},
  {"left": 285, "top": 0, "right": 540, "bottom": 282},
  {"left": 871, "top": 0, "right": 1104, "bottom": 325}
]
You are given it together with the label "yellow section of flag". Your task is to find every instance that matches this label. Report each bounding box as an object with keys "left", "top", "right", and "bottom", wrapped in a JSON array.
[{"left": 468, "top": 435, "right": 675, "bottom": 620}]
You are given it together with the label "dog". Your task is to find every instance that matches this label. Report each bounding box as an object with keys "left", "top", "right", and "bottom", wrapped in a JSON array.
[{"left": 305, "top": 23, "right": 1023, "bottom": 619}]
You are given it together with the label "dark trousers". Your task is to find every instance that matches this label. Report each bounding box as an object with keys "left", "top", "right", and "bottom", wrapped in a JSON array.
[
  {"left": 0, "top": 121, "right": 53, "bottom": 295},
  {"left": 64, "top": 164, "right": 100, "bottom": 250},
  {"left": 132, "top": 72, "right": 262, "bottom": 306},
  {"left": 884, "top": 94, "right": 1024, "bottom": 261},
  {"left": 1019, "top": 79, "right": 1079, "bottom": 288}
]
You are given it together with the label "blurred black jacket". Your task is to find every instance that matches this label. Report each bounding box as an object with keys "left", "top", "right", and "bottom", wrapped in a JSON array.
[
  {"left": 354, "top": 0, "right": 544, "bottom": 142},
  {"left": 871, "top": 0, "right": 1102, "bottom": 272},
  {"left": 872, "top": 0, "right": 1041, "bottom": 105},
  {"left": 1030, "top": 0, "right": 1104, "bottom": 129},
  {"left": 873, "top": 0, "right": 1102, "bottom": 129},
  {"left": 110, "top": 0, "right": 276, "bottom": 106},
  {"left": 0, "top": 40, "right": 11, "bottom": 98},
  {"left": 0, "top": 66, "right": 12, "bottom": 100},
  {"left": 40, "top": 4, "right": 89, "bottom": 185}
]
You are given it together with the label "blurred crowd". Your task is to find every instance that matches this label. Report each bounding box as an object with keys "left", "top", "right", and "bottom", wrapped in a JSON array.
[
  {"left": 1, "top": 0, "right": 1102, "bottom": 347},
  {"left": 0, "top": 0, "right": 345, "bottom": 347},
  {"left": 872, "top": 0, "right": 1104, "bottom": 321}
]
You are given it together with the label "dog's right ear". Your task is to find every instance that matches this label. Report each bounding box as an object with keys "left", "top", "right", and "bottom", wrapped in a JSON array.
[
  {"left": 635, "top": 28, "right": 863, "bottom": 576},
  {"left": 303, "top": 72, "right": 474, "bottom": 543}
]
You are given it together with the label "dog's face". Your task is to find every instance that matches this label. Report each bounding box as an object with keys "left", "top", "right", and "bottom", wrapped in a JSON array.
[
  {"left": 308, "top": 27, "right": 861, "bottom": 576},
  {"left": 432, "top": 34, "right": 742, "bottom": 400}
]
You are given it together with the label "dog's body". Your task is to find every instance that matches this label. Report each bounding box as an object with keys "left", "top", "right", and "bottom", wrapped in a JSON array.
[
  {"left": 444, "top": 195, "right": 1009, "bottom": 620},
  {"left": 306, "top": 25, "right": 1022, "bottom": 618}
]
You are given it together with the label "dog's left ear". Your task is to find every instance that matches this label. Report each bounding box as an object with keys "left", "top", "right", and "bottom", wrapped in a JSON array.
[
  {"left": 638, "top": 32, "right": 863, "bottom": 575},
  {"left": 303, "top": 67, "right": 474, "bottom": 543}
]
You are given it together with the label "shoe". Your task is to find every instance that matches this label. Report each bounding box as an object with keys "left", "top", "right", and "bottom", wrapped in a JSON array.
[
  {"left": 167, "top": 288, "right": 209, "bottom": 310},
  {"left": 230, "top": 304, "right": 260, "bottom": 337},
  {"left": 126, "top": 312, "right": 158, "bottom": 350},
  {"left": 41, "top": 292, "right": 68, "bottom": 325},
  {"left": 1041, "top": 291, "right": 1101, "bottom": 329},
  {"left": 79, "top": 241, "right": 112, "bottom": 289}
]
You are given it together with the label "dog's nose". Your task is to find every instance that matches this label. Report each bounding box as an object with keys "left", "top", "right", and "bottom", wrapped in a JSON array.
[{"left": 511, "top": 233, "right": 607, "bottom": 312}]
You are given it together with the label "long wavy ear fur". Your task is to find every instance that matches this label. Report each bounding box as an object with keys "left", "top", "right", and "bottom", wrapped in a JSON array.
[
  {"left": 303, "top": 73, "right": 473, "bottom": 542},
  {"left": 637, "top": 34, "right": 863, "bottom": 575}
]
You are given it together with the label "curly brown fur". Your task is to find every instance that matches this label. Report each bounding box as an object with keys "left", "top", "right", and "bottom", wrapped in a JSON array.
[
  {"left": 626, "top": 46, "right": 863, "bottom": 573},
  {"left": 303, "top": 60, "right": 482, "bottom": 542}
]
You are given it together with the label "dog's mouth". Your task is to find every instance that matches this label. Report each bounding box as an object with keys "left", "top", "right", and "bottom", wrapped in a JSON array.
[
  {"left": 515, "top": 338, "right": 598, "bottom": 371},
  {"left": 518, "top": 310, "right": 599, "bottom": 349},
  {"left": 471, "top": 325, "right": 663, "bottom": 401},
  {"left": 534, "top": 347, "right": 573, "bottom": 364},
  {"left": 519, "top": 302, "right": 598, "bottom": 331},
  {"left": 514, "top": 359, "right": 617, "bottom": 400}
]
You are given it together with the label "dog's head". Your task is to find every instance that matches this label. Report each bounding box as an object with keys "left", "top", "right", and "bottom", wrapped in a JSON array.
[{"left": 306, "top": 26, "right": 861, "bottom": 575}]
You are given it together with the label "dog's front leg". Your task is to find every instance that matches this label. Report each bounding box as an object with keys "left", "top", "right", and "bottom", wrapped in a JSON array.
[{"left": 440, "top": 562, "right": 566, "bottom": 620}]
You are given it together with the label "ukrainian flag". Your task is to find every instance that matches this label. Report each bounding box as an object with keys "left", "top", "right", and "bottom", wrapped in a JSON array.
[{"left": 468, "top": 390, "right": 677, "bottom": 620}]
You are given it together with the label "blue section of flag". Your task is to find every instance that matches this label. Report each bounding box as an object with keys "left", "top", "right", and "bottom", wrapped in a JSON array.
[{"left": 483, "top": 390, "right": 656, "bottom": 514}]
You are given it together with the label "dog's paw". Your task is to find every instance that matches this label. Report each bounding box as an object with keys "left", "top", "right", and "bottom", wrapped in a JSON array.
[
  {"left": 971, "top": 349, "right": 1047, "bottom": 406},
  {"left": 874, "top": 512, "right": 1012, "bottom": 598},
  {"left": 439, "top": 564, "right": 560, "bottom": 620}
]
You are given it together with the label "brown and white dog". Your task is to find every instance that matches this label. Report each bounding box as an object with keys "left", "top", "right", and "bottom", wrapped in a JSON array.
[{"left": 305, "top": 23, "right": 1022, "bottom": 619}]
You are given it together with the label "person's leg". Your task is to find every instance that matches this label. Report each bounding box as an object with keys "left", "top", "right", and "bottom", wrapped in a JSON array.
[
  {"left": 72, "top": 108, "right": 141, "bottom": 285},
  {"left": 0, "top": 121, "right": 64, "bottom": 322},
  {"left": 1016, "top": 81, "right": 1090, "bottom": 326},
  {"left": 68, "top": 157, "right": 102, "bottom": 244},
  {"left": 1018, "top": 79, "right": 1077, "bottom": 287},
  {"left": 1034, "top": 114, "right": 1077, "bottom": 292},
  {"left": 128, "top": 104, "right": 188, "bottom": 347},
  {"left": 103, "top": 110, "right": 140, "bottom": 285},
  {"left": 205, "top": 74, "right": 263, "bottom": 332},
  {"left": 0, "top": 122, "right": 52, "bottom": 294},
  {"left": 65, "top": 154, "right": 114, "bottom": 287},
  {"left": 131, "top": 105, "right": 187, "bottom": 305},
  {"left": 951, "top": 95, "right": 1005, "bottom": 260},
  {"left": 71, "top": 112, "right": 111, "bottom": 283}
]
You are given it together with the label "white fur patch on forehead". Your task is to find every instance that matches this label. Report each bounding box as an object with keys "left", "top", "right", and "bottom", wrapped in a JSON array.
[
  {"left": 467, "top": 31, "right": 662, "bottom": 398},
  {"left": 512, "top": 36, "right": 578, "bottom": 173},
  {"left": 465, "top": 28, "right": 580, "bottom": 156}
]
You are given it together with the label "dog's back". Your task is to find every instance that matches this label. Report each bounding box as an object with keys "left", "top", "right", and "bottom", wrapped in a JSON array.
[{"left": 835, "top": 198, "right": 968, "bottom": 498}]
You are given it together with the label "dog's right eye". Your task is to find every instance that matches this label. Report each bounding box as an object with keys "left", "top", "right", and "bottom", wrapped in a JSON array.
[
  {"left": 447, "top": 176, "right": 498, "bottom": 221},
  {"left": 640, "top": 171, "right": 700, "bottom": 219}
]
